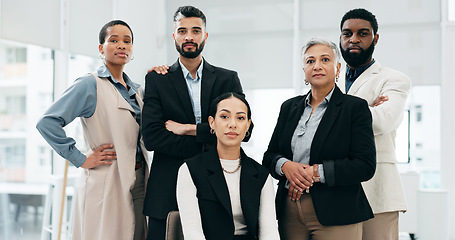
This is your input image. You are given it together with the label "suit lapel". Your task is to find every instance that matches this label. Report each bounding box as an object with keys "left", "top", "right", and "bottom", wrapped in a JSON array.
[
  {"left": 283, "top": 95, "right": 307, "bottom": 157},
  {"left": 200, "top": 60, "right": 216, "bottom": 121},
  {"left": 116, "top": 90, "right": 134, "bottom": 112},
  {"left": 347, "top": 62, "right": 381, "bottom": 95},
  {"left": 310, "top": 87, "right": 343, "bottom": 164},
  {"left": 206, "top": 148, "right": 233, "bottom": 216},
  {"left": 239, "top": 151, "right": 261, "bottom": 227},
  {"left": 98, "top": 76, "right": 135, "bottom": 115},
  {"left": 168, "top": 61, "right": 195, "bottom": 121}
]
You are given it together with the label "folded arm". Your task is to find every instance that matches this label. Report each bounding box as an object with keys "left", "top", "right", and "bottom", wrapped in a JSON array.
[{"left": 369, "top": 75, "right": 411, "bottom": 135}]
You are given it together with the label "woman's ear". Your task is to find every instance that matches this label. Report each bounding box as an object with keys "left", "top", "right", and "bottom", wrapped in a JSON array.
[
  {"left": 336, "top": 62, "right": 341, "bottom": 76},
  {"left": 99, "top": 44, "right": 104, "bottom": 55},
  {"left": 208, "top": 116, "right": 214, "bottom": 129}
]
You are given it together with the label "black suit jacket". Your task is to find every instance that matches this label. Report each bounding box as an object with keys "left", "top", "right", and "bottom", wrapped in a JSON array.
[
  {"left": 185, "top": 147, "right": 268, "bottom": 240},
  {"left": 142, "top": 59, "right": 243, "bottom": 219},
  {"left": 263, "top": 86, "right": 376, "bottom": 226}
]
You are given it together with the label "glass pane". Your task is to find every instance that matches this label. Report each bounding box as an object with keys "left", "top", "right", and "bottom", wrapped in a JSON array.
[
  {"left": 0, "top": 41, "right": 53, "bottom": 239},
  {"left": 449, "top": 0, "right": 455, "bottom": 21},
  {"left": 409, "top": 85, "right": 441, "bottom": 189},
  {"left": 396, "top": 110, "right": 410, "bottom": 163},
  {"left": 241, "top": 88, "right": 296, "bottom": 162}
]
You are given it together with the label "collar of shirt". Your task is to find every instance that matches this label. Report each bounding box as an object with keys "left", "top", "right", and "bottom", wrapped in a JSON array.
[
  {"left": 345, "top": 59, "right": 376, "bottom": 81},
  {"left": 179, "top": 58, "right": 204, "bottom": 81},
  {"left": 97, "top": 64, "right": 140, "bottom": 97},
  {"left": 305, "top": 85, "right": 336, "bottom": 106}
]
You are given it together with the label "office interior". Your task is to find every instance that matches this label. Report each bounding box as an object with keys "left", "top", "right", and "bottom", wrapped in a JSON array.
[{"left": 0, "top": 0, "right": 454, "bottom": 239}]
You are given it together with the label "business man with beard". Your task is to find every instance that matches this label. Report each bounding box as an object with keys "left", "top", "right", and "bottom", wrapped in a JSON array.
[
  {"left": 337, "top": 8, "right": 411, "bottom": 240},
  {"left": 141, "top": 5, "right": 244, "bottom": 240}
]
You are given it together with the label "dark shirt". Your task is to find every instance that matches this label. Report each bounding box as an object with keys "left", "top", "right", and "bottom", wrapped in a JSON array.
[{"left": 345, "top": 59, "right": 375, "bottom": 93}]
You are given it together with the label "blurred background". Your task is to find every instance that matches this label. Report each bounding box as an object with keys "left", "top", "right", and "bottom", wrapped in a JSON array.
[{"left": 0, "top": 0, "right": 454, "bottom": 239}]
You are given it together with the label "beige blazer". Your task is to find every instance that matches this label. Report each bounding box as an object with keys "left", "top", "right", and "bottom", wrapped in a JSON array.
[
  {"left": 72, "top": 73, "right": 149, "bottom": 240},
  {"left": 338, "top": 61, "right": 410, "bottom": 214}
]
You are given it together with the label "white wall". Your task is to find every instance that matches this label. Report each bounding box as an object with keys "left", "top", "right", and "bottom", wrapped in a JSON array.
[{"left": 441, "top": 16, "right": 455, "bottom": 240}]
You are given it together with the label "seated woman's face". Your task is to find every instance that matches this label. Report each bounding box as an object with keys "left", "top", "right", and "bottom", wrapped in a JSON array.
[
  {"left": 303, "top": 44, "right": 337, "bottom": 88},
  {"left": 209, "top": 97, "right": 251, "bottom": 149},
  {"left": 99, "top": 24, "right": 133, "bottom": 67}
]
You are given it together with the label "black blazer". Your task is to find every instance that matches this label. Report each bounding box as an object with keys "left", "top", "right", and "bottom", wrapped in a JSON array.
[
  {"left": 263, "top": 86, "right": 376, "bottom": 226},
  {"left": 185, "top": 147, "right": 269, "bottom": 240},
  {"left": 142, "top": 59, "right": 243, "bottom": 219}
]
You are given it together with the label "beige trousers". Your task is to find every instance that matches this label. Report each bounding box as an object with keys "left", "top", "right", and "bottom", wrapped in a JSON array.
[
  {"left": 362, "top": 212, "right": 399, "bottom": 240},
  {"left": 279, "top": 193, "right": 363, "bottom": 240}
]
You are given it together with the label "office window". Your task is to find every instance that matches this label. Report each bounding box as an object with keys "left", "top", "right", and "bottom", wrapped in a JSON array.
[
  {"left": 409, "top": 85, "right": 441, "bottom": 189},
  {"left": 396, "top": 110, "right": 410, "bottom": 163},
  {"left": 241, "top": 88, "right": 296, "bottom": 162},
  {"left": 415, "top": 105, "right": 423, "bottom": 122},
  {"left": 450, "top": 0, "right": 455, "bottom": 21},
  {"left": 0, "top": 41, "right": 53, "bottom": 239},
  {"left": 6, "top": 47, "right": 27, "bottom": 64},
  {"left": 38, "top": 146, "right": 51, "bottom": 167}
]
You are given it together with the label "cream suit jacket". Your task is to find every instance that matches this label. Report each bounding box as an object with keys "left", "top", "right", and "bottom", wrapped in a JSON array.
[
  {"left": 338, "top": 61, "right": 410, "bottom": 214},
  {"left": 72, "top": 74, "right": 149, "bottom": 240}
]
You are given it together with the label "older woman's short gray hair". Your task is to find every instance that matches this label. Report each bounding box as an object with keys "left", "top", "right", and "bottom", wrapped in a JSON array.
[{"left": 301, "top": 37, "right": 341, "bottom": 65}]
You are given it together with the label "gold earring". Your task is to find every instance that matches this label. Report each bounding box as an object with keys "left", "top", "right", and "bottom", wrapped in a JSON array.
[{"left": 210, "top": 129, "right": 215, "bottom": 135}]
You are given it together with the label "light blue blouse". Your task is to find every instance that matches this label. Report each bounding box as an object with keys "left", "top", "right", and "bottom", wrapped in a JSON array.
[
  {"left": 275, "top": 87, "right": 335, "bottom": 186},
  {"left": 36, "top": 65, "right": 141, "bottom": 167}
]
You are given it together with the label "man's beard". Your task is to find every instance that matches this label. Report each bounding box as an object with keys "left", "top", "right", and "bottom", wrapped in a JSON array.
[
  {"left": 175, "top": 40, "right": 205, "bottom": 59},
  {"left": 340, "top": 41, "right": 375, "bottom": 69}
]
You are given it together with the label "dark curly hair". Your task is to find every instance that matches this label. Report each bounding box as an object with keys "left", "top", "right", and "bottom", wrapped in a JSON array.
[{"left": 340, "top": 8, "right": 378, "bottom": 35}]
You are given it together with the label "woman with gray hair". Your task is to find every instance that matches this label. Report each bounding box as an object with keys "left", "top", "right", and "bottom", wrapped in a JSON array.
[{"left": 263, "top": 37, "right": 376, "bottom": 240}]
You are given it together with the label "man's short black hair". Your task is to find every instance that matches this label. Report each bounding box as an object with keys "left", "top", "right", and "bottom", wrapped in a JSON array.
[
  {"left": 174, "top": 5, "right": 206, "bottom": 27},
  {"left": 340, "top": 8, "right": 378, "bottom": 35},
  {"left": 99, "top": 20, "right": 133, "bottom": 44}
]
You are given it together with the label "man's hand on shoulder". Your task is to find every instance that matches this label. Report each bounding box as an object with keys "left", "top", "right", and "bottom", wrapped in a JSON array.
[{"left": 147, "top": 65, "right": 169, "bottom": 75}]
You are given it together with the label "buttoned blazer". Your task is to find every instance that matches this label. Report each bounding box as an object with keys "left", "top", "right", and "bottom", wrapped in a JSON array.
[
  {"left": 263, "top": 86, "right": 376, "bottom": 226},
  {"left": 337, "top": 61, "right": 410, "bottom": 213},
  {"left": 141, "top": 59, "right": 243, "bottom": 219},
  {"left": 184, "top": 147, "right": 269, "bottom": 240}
]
